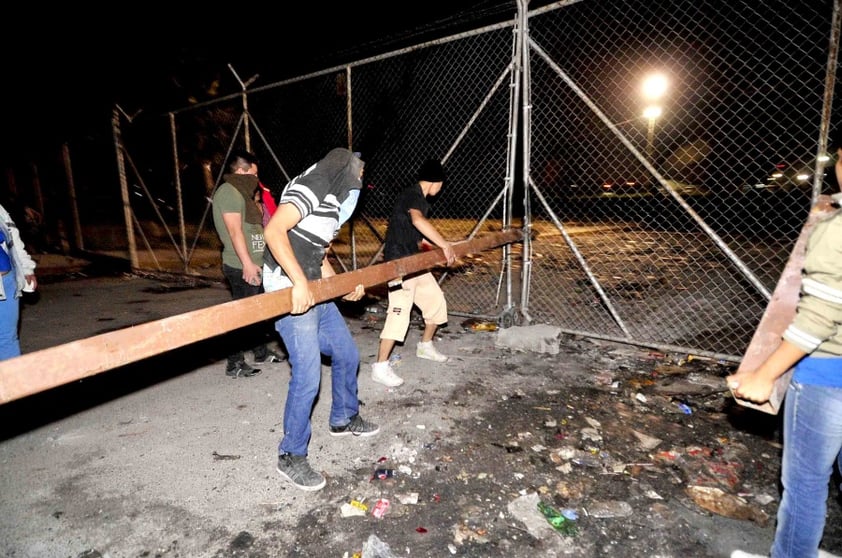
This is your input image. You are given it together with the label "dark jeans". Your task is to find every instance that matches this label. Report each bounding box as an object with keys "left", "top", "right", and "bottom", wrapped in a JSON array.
[{"left": 222, "top": 264, "right": 270, "bottom": 368}]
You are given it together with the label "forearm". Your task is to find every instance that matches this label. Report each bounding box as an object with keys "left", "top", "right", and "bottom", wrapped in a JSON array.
[
  {"left": 413, "top": 217, "right": 448, "bottom": 248},
  {"left": 230, "top": 231, "right": 256, "bottom": 271},
  {"left": 751, "top": 340, "right": 807, "bottom": 382},
  {"left": 321, "top": 252, "right": 364, "bottom": 300},
  {"left": 9, "top": 222, "right": 35, "bottom": 273}
]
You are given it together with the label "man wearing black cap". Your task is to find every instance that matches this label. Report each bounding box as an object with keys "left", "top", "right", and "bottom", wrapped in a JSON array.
[{"left": 370, "top": 158, "right": 457, "bottom": 387}]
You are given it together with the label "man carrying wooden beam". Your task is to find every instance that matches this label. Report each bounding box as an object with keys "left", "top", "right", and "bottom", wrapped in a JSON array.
[
  {"left": 370, "top": 158, "right": 457, "bottom": 387},
  {"left": 262, "top": 148, "right": 373, "bottom": 492}
]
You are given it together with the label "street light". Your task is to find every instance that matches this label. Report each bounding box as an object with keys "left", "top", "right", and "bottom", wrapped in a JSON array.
[
  {"left": 643, "top": 105, "right": 663, "bottom": 159},
  {"left": 641, "top": 73, "right": 668, "bottom": 159}
]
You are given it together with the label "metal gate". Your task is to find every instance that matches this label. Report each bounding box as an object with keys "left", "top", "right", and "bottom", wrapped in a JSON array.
[{"left": 105, "top": 0, "right": 840, "bottom": 360}]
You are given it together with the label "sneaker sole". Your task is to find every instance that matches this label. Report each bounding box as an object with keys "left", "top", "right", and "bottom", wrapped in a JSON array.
[
  {"left": 329, "top": 426, "right": 381, "bottom": 438},
  {"left": 276, "top": 465, "right": 326, "bottom": 491},
  {"left": 226, "top": 370, "right": 262, "bottom": 378},
  {"left": 416, "top": 354, "right": 448, "bottom": 363},
  {"left": 255, "top": 357, "right": 286, "bottom": 364},
  {"left": 371, "top": 375, "right": 404, "bottom": 387}
]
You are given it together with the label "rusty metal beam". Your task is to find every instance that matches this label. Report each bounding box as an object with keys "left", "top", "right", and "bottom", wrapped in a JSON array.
[
  {"left": 0, "top": 230, "right": 522, "bottom": 405},
  {"left": 731, "top": 195, "right": 835, "bottom": 414}
]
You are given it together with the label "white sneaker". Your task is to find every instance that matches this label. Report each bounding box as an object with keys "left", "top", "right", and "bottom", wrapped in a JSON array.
[
  {"left": 732, "top": 549, "right": 840, "bottom": 558},
  {"left": 371, "top": 361, "right": 404, "bottom": 387},
  {"left": 416, "top": 341, "right": 448, "bottom": 362}
]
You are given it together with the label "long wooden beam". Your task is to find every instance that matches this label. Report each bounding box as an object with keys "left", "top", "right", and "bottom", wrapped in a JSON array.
[
  {"left": 0, "top": 229, "right": 522, "bottom": 404},
  {"left": 730, "top": 195, "right": 835, "bottom": 414}
]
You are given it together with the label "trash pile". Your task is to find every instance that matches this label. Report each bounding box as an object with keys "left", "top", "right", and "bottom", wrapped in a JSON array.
[{"left": 299, "top": 328, "right": 836, "bottom": 557}]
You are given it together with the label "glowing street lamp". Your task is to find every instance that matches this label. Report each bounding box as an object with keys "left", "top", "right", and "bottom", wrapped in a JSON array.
[{"left": 642, "top": 73, "right": 668, "bottom": 101}]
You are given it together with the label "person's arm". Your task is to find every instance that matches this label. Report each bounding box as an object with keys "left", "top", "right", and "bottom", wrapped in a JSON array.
[
  {"left": 320, "top": 252, "right": 365, "bottom": 301},
  {"left": 408, "top": 208, "right": 456, "bottom": 265},
  {"left": 264, "top": 203, "right": 314, "bottom": 314},
  {"left": 726, "top": 340, "right": 806, "bottom": 403},
  {"left": 221, "top": 212, "right": 262, "bottom": 285},
  {"left": 7, "top": 214, "right": 37, "bottom": 290}
]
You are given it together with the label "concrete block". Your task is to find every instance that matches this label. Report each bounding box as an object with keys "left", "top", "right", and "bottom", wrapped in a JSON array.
[{"left": 495, "top": 324, "right": 561, "bottom": 354}]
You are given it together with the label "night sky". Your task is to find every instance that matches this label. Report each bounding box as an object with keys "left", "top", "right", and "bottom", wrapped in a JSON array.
[{"left": 1, "top": 1, "right": 527, "bottom": 166}]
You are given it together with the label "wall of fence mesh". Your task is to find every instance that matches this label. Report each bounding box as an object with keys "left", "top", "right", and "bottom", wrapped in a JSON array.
[
  {"left": 523, "top": 0, "right": 840, "bottom": 359},
  {"left": 97, "top": 0, "right": 839, "bottom": 360},
  {"left": 110, "top": 21, "right": 519, "bottom": 321}
]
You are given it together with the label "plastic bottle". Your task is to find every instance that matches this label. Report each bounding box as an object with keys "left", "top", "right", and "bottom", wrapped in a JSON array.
[{"left": 538, "top": 501, "right": 578, "bottom": 535}]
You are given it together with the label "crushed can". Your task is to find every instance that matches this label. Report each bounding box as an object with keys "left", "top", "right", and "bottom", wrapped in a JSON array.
[
  {"left": 373, "top": 468, "right": 396, "bottom": 480},
  {"left": 372, "top": 498, "right": 390, "bottom": 519}
]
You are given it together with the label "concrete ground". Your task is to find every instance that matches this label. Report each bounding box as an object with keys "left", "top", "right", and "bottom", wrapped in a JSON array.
[{"left": 0, "top": 259, "right": 808, "bottom": 558}]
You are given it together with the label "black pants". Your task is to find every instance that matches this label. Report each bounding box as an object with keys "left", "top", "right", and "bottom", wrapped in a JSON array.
[{"left": 222, "top": 264, "right": 270, "bottom": 368}]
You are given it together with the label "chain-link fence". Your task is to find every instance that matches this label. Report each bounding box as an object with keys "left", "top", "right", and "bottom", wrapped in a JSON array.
[
  {"left": 525, "top": 0, "right": 840, "bottom": 358},
  {"left": 85, "top": 0, "right": 840, "bottom": 360},
  {"left": 111, "top": 18, "right": 520, "bottom": 318}
]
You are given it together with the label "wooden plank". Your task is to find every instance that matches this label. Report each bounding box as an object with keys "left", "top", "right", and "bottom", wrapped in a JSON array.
[
  {"left": 0, "top": 230, "right": 521, "bottom": 405},
  {"left": 731, "top": 195, "right": 835, "bottom": 414}
]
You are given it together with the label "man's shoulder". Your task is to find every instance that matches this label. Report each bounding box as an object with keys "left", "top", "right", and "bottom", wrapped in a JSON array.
[
  {"left": 396, "top": 184, "right": 424, "bottom": 202},
  {"left": 213, "top": 182, "right": 236, "bottom": 196},
  {"left": 213, "top": 183, "right": 243, "bottom": 205}
]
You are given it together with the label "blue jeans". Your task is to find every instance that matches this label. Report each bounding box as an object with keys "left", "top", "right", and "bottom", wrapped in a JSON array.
[
  {"left": 0, "top": 272, "right": 21, "bottom": 360},
  {"left": 772, "top": 380, "right": 842, "bottom": 557},
  {"left": 275, "top": 301, "right": 360, "bottom": 456}
]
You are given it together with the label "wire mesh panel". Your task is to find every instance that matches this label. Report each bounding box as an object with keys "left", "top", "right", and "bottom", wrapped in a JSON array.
[
  {"left": 525, "top": 0, "right": 840, "bottom": 357},
  {"left": 346, "top": 28, "right": 518, "bottom": 316},
  {"left": 248, "top": 74, "right": 352, "bottom": 189},
  {"left": 115, "top": 21, "right": 520, "bottom": 319},
  {"left": 100, "top": 0, "right": 839, "bottom": 359},
  {"left": 115, "top": 106, "right": 239, "bottom": 270}
]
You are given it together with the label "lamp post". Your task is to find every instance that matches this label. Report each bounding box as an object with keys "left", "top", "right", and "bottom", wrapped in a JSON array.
[
  {"left": 643, "top": 105, "right": 662, "bottom": 159},
  {"left": 641, "top": 73, "right": 668, "bottom": 160}
]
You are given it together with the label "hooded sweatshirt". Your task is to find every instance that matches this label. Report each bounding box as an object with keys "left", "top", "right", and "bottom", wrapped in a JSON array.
[
  {"left": 264, "top": 148, "right": 364, "bottom": 280},
  {"left": 783, "top": 192, "right": 842, "bottom": 360}
]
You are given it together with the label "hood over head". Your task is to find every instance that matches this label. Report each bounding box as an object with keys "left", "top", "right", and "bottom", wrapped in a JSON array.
[{"left": 297, "top": 148, "right": 364, "bottom": 202}]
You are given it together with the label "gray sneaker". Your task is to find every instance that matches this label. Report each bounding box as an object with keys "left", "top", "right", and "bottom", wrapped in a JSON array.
[
  {"left": 329, "top": 414, "right": 380, "bottom": 437},
  {"left": 277, "top": 454, "right": 326, "bottom": 491}
]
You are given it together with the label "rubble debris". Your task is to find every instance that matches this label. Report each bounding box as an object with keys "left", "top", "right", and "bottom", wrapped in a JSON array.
[
  {"left": 585, "top": 500, "right": 634, "bottom": 518},
  {"left": 372, "top": 498, "right": 390, "bottom": 519},
  {"left": 361, "top": 534, "right": 398, "bottom": 558},
  {"left": 340, "top": 501, "right": 367, "bottom": 517},
  {"left": 685, "top": 485, "right": 770, "bottom": 525},
  {"left": 631, "top": 430, "right": 662, "bottom": 450}
]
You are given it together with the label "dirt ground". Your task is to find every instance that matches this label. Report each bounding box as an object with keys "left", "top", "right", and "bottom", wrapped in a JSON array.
[{"left": 1, "top": 263, "right": 841, "bottom": 558}]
